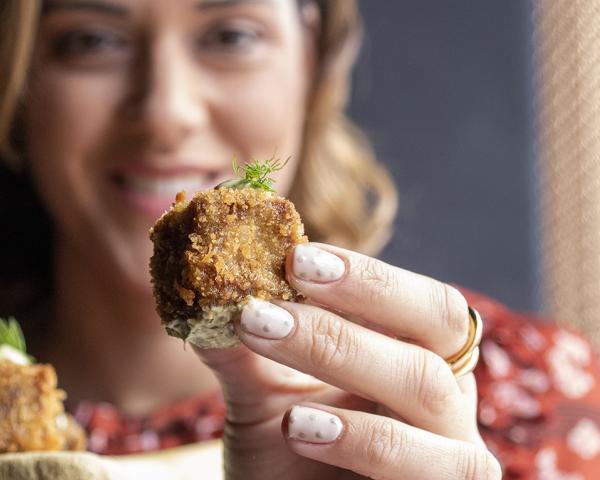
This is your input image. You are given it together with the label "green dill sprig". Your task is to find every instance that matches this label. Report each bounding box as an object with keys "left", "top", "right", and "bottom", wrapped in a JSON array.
[
  {"left": 0, "top": 317, "right": 34, "bottom": 362},
  {"left": 216, "top": 155, "right": 289, "bottom": 192}
]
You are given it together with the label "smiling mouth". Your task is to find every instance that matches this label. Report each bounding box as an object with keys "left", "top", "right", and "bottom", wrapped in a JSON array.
[
  {"left": 110, "top": 170, "right": 229, "bottom": 218},
  {"left": 112, "top": 173, "right": 223, "bottom": 197}
]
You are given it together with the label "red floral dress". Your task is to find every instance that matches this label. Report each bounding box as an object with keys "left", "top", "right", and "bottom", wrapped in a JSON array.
[
  {"left": 468, "top": 290, "right": 600, "bottom": 479},
  {"left": 72, "top": 290, "right": 600, "bottom": 478}
]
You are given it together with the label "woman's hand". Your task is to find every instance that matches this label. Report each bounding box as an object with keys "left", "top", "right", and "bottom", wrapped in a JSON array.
[{"left": 196, "top": 243, "right": 501, "bottom": 479}]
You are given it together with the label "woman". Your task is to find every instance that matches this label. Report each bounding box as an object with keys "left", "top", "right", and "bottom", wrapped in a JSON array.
[{"left": 1, "top": 1, "right": 598, "bottom": 478}]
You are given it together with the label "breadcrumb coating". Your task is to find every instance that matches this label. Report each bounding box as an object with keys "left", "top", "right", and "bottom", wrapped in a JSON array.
[
  {"left": 0, "top": 361, "right": 86, "bottom": 452},
  {"left": 150, "top": 188, "right": 307, "bottom": 348}
]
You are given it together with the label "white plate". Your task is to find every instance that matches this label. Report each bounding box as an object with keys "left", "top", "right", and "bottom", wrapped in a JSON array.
[{"left": 0, "top": 440, "right": 224, "bottom": 480}]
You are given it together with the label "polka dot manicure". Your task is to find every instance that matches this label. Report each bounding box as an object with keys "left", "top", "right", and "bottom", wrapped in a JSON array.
[
  {"left": 288, "top": 406, "right": 343, "bottom": 444},
  {"left": 293, "top": 244, "right": 345, "bottom": 283},
  {"left": 240, "top": 298, "right": 294, "bottom": 339}
]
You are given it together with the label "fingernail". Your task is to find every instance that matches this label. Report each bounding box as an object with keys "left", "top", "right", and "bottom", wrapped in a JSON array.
[
  {"left": 288, "top": 406, "right": 343, "bottom": 444},
  {"left": 293, "top": 244, "right": 345, "bottom": 283},
  {"left": 240, "top": 298, "right": 294, "bottom": 339}
]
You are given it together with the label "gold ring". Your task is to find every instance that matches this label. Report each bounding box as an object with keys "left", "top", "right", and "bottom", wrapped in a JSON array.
[{"left": 445, "top": 307, "right": 483, "bottom": 377}]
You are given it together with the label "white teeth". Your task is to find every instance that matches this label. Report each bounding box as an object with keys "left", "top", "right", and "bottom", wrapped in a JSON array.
[{"left": 122, "top": 176, "right": 211, "bottom": 195}]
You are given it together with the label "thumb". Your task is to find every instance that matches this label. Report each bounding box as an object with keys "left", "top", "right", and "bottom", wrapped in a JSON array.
[{"left": 194, "top": 341, "right": 325, "bottom": 424}]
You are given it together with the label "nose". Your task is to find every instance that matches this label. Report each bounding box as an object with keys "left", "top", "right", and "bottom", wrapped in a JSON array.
[{"left": 125, "top": 34, "right": 207, "bottom": 152}]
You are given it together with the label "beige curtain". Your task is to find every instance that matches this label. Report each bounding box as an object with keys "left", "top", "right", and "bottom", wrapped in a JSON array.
[{"left": 536, "top": 0, "right": 600, "bottom": 348}]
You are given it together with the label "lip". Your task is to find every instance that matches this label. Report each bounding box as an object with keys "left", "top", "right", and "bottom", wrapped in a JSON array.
[
  {"left": 108, "top": 162, "right": 231, "bottom": 220},
  {"left": 112, "top": 162, "right": 225, "bottom": 178}
]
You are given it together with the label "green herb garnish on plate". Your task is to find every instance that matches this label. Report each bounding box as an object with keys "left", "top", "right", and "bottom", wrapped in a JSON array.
[
  {"left": 0, "top": 317, "right": 34, "bottom": 363},
  {"left": 216, "top": 155, "right": 289, "bottom": 192}
]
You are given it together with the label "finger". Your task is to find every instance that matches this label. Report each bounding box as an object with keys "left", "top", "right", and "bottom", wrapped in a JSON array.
[
  {"left": 286, "top": 243, "right": 470, "bottom": 359},
  {"left": 237, "top": 298, "right": 477, "bottom": 441},
  {"left": 281, "top": 403, "right": 502, "bottom": 480},
  {"left": 456, "top": 373, "right": 487, "bottom": 447},
  {"left": 195, "top": 344, "right": 327, "bottom": 424}
]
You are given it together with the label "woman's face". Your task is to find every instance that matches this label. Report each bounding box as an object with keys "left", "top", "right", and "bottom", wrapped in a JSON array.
[{"left": 25, "top": 0, "right": 315, "bottom": 294}]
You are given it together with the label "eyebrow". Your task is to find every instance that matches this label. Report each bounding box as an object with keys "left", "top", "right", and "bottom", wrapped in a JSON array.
[
  {"left": 41, "top": 0, "right": 273, "bottom": 16},
  {"left": 42, "top": 0, "right": 129, "bottom": 16},
  {"left": 195, "top": 0, "right": 273, "bottom": 10}
]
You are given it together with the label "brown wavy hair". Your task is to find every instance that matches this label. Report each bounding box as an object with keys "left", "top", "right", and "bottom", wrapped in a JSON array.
[
  {"left": 290, "top": 0, "right": 398, "bottom": 255},
  {"left": 0, "top": 0, "right": 398, "bottom": 315}
]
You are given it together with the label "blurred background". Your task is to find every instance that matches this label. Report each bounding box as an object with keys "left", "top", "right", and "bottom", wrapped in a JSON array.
[{"left": 349, "top": 1, "right": 537, "bottom": 313}]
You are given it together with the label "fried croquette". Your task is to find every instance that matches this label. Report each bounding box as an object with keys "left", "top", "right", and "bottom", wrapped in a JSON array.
[
  {"left": 0, "top": 361, "right": 86, "bottom": 453},
  {"left": 150, "top": 186, "right": 308, "bottom": 348}
]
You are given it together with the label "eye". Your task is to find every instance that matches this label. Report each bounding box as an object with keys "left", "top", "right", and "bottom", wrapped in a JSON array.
[
  {"left": 53, "top": 28, "right": 128, "bottom": 57},
  {"left": 198, "top": 23, "right": 263, "bottom": 53},
  {"left": 214, "top": 28, "right": 256, "bottom": 47}
]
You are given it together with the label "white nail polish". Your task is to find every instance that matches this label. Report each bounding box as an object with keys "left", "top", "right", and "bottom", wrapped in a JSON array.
[
  {"left": 293, "top": 245, "right": 345, "bottom": 283},
  {"left": 288, "top": 406, "right": 343, "bottom": 444},
  {"left": 240, "top": 298, "right": 294, "bottom": 339}
]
